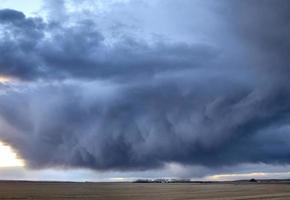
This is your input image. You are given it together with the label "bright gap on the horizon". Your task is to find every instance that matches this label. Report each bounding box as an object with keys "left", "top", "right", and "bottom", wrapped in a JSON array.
[
  {"left": 0, "top": 76, "right": 13, "bottom": 84},
  {"left": 0, "top": 141, "right": 24, "bottom": 167}
]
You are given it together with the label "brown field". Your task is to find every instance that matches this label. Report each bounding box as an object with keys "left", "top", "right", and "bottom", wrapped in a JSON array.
[{"left": 0, "top": 181, "right": 290, "bottom": 200}]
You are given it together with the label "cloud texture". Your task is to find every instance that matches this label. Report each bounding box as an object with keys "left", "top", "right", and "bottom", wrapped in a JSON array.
[{"left": 0, "top": 0, "right": 290, "bottom": 174}]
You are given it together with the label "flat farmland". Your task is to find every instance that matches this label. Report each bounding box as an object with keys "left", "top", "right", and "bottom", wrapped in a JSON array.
[{"left": 0, "top": 181, "right": 290, "bottom": 200}]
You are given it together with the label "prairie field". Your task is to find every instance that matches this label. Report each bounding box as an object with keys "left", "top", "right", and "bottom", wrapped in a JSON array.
[{"left": 0, "top": 181, "right": 290, "bottom": 200}]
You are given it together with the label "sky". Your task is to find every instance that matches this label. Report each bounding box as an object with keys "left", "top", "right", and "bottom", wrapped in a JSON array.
[{"left": 0, "top": 0, "right": 290, "bottom": 182}]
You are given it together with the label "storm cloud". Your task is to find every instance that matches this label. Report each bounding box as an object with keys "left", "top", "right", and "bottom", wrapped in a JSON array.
[
  {"left": 0, "top": 8, "right": 217, "bottom": 81},
  {"left": 0, "top": 0, "right": 290, "bottom": 174}
]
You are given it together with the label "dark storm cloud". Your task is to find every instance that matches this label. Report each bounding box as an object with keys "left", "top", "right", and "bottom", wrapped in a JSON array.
[
  {"left": 0, "top": 0, "right": 290, "bottom": 173},
  {"left": 1, "top": 74, "right": 290, "bottom": 170},
  {"left": 0, "top": 9, "right": 44, "bottom": 79},
  {"left": 0, "top": 8, "right": 217, "bottom": 81},
  {"left": 225, "top": 0, "right": 290, "bottom": 78},
  {"left": 0, "top": 9, "right": 25, "bottom": 21}
]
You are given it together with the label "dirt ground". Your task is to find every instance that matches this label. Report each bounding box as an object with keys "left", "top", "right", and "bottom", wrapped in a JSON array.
[{"left": 0, "top": 181, "right": 290, "bottom": 200}]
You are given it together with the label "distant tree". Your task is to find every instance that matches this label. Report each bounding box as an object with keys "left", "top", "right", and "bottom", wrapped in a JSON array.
[{"left": 249, "top": 178, "right": 257, "bottom": 183}]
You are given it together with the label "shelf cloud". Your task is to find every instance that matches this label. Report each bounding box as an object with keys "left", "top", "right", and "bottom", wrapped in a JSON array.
[{"left": 0, "top": 0, "right": 290, "bottom": 176}]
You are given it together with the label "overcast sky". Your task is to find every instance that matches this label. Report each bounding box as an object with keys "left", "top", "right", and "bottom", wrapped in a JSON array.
[{"left": 0, "top": 0, "right": 290, "bottom": 181}]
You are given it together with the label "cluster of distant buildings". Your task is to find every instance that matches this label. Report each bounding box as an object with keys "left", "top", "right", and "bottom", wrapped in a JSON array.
[{"left": 134, "top": 179, "right": 198, "bottom": 183}]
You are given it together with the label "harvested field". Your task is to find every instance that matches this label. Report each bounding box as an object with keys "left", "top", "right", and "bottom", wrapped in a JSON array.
[{"left": 0, "top": 181, "right": 290, "bottom": 200}]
